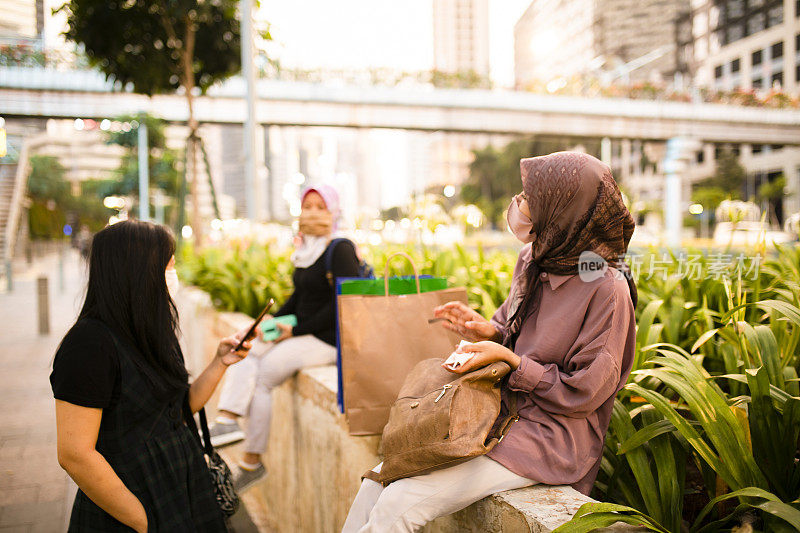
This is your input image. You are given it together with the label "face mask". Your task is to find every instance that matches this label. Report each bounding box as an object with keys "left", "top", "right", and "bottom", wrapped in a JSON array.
[
  {"left": 298, "top": 210, "right": 333, "bottom": 237},
  {"left": 165, "top": 268, "right": 180, "bottom": 298},
  {"left": 506, "top": 196, "right": 536, "bottom": 244}
]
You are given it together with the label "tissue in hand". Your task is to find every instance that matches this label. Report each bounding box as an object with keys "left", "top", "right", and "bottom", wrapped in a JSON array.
[{"left": 443, "top": 340, "right": 475, "bottom": 369}]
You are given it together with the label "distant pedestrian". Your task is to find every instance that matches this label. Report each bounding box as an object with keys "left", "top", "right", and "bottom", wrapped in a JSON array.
[
  {"left": 51, "top": 220, "right": 252, "bottom": 532},
  {"left": 76, "top": 226, "right": 92, "bottom": 260},
  {"left": 343, "top": 152, "right": 638, "bottom": 532},
  {"left": 208, "top": 185, "right": 362, "bottom": 493}
]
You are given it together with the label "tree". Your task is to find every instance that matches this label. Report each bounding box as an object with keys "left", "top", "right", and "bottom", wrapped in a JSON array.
[
  {"left": 27, "top": 155, "right": 69, "bottom": 201},
  {"left": 690, "top": 185, "right": 727, "bottom": 238},
  {"left": 698, "top": 148, "right": 746, "bottom": 198},
  {"left": 26, "top": 155, "right": 114, "bottom": 238},
  {"left": 463, "top": 136, "right": 603, "bottom": 227},
  {"left": 102, "top": 114, "right": 182, "bottom": 225},
  {"left": 691, "top": 186, "right": 727, "bottom": 213},
  {"left": 59, "top": 0, "right": 252, "bottom": 238},
  {"left": 757, "top": 174, "right": 786, "bottom": 225}
]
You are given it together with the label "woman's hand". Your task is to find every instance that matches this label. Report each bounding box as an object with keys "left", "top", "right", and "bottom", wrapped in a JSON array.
[
  {"left": 433, "top": 301, "right": 498, "bottom": 342},
  {"left": 216, "top": 327, "right": 254, "bottom": 367},
  {"left": 443, "top": 341, "right": 521, "bottom": 374},
  {"left": 274, "top": 322, "right": 293, "bottom": 344}
]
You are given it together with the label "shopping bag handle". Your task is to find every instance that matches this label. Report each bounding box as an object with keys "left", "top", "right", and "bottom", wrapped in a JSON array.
[{"left": 383, "top": 252, "right": 421, "bottom": 296}]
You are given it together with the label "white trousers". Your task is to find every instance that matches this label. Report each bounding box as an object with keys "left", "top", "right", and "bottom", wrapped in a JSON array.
[
  {"left": 217, "top": 334, "right": 336, "bottom": 455},
  {"left": 341, "top": 456, "right": 536, "bottom": 533}
]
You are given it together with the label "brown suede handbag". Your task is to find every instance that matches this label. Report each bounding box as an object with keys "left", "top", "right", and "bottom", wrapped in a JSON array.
[{"left": 363, "top": 357, "right": 519, "bottom": 485}]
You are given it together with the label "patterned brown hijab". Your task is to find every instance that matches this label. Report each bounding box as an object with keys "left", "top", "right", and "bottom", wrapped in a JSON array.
[{"left": 503, "top": 151, "right": 637, "bottom": 349}]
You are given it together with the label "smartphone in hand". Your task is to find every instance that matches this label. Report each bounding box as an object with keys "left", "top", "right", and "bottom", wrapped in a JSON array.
[{"left": 233, "top": 298, "right": 275, "bottom": 352}]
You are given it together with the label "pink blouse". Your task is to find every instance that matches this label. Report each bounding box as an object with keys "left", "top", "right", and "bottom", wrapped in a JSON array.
[{"left": 486, "top": 246, "right": 636, "bottom": 495}]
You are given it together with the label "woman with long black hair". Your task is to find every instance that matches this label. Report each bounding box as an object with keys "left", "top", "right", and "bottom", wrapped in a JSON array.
[{"left": 51, "top": 220, "right": 251, "bottom": 532}]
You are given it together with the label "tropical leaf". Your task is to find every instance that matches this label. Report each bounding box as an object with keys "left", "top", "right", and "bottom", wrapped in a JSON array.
[
  {"left": 691, "top": 486, "right": 800, "bottom": 531},
  {"left": 552, "top": 502, "right": 670, "bottom": 533},
  {"left": 746, "top": 367, "right": 800, "bottom": 501}
]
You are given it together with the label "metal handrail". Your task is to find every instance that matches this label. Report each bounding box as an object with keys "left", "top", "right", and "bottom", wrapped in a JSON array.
[{"left": 4, "top": 135, "right": 46, "bottom": 263}]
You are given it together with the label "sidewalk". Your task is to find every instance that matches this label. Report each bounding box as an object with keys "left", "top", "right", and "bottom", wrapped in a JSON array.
[
  {"left": 0, "top": 249, "right": 84, "bottom": 532},
  {"left": 0, "top": 249, "right": 261, "bottom": 532}
]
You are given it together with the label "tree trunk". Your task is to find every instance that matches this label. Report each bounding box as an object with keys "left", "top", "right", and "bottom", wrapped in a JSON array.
[
  {"left": 181, "top": 18, "right": 202, "bottom": 244},
  {"left": 157, "top": 8, "right": 202, "bottom": 243}
]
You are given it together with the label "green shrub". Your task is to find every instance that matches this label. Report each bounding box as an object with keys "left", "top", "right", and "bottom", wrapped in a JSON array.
[{"left": 28, "top": 200, "right": 66, "bottom": 239}]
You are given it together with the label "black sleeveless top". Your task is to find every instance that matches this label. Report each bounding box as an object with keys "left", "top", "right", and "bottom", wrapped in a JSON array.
[{"left": 50, "top": 318, "right": 227, "bottom": 532}]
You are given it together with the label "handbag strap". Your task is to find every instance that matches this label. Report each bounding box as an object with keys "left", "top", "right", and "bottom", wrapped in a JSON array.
[
  {"left": 197, "top": 408, "right": 215, "bottom": 455},
  {"left": 325, "top": 238, "right": 356, "bottom": 287},
  {"left": 182, "top": 399, "right": 214, "bottom": 457},
  {"left": 494, "top": 389, "right": 520, "bottom": 440}
]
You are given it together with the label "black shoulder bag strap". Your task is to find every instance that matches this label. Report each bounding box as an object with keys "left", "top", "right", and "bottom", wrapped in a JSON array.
[
  {"left": 325, "top": 238, "right": 355, "bottom": 287},
  {"left": 182, "top": 397, "right": 213, "bottom": 456}
]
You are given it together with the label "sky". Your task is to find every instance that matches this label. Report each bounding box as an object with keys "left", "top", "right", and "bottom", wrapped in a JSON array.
[{"left": 258, "top": 0, "right": 531, "bottom": 87}]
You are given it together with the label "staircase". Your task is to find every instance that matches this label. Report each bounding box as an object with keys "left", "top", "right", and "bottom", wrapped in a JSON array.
[
  {"left": 0, "top": 162, "right": 15, "bottom": 265},
  {"left": 0, "top": 136, "right": 37, "bottom": 279}
]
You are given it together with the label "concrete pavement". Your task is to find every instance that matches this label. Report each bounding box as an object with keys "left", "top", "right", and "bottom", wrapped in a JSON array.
[
  {"left": 0, "top": 249, "right": 84, "bottom": 532},
  {"left": 0, "top": 248, "right": 260, "bottom": 532}
]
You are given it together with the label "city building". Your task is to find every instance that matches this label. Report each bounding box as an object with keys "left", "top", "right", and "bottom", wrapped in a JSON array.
[
  {"left": 0, "top": 0, "right": 42, "bottom": 42},
  {"left": 686, "top": 0, "right": 798, "bottom": 94},
  {"left": 514, "top": 0, "right": 691, "bottom": 88},
  {"left": 433, "top": 0, "right": 490, "bottom": 75},
  {"left": 0, "top": 0, "right": 70, "bottom": 50},
  {"left": 682, "top": 0, "right": 800, "bottom": 219}
]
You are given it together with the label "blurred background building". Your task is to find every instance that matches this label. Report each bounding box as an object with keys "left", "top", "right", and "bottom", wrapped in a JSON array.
[
  {"left": 681, "top": 0, "right": 800, "bottom": 217},
  {"left": 0, "top": 0, "right": 43, "bottom": 41},
  {"left": 514, "top": 0, "right": 691, "bottom": 88},
  {"left": 686, "top": 0, "right": 797, "bottom": 93},
  {"left": 0, "top": 0, "right": 798, "bottom": 245},
  {"left": 433, "top": 0, "right": 491, "bottom": 75}
]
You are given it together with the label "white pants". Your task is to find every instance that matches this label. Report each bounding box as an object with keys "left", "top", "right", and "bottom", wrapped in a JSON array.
[
  {"left": 217, "top": 334, "right": 336, "bottom": 455},
  {"left": 342, "top": 456, "right": 536, "bottom": 533}
]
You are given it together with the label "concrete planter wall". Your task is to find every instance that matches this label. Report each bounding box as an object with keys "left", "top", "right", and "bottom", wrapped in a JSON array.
[{"left": 176, "top": 286, "right": 639, "bottom": 533}]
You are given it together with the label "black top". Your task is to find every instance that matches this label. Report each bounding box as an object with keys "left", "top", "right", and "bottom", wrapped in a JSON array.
[
  {"left": 50, "top": 319, "right": 227, "bottom": 532},
  {"left": 51, "top": 321, "right": 119, "bottom": 408},
  {"left": 275, "top": 239, "right": 360, "bottom": 346}
]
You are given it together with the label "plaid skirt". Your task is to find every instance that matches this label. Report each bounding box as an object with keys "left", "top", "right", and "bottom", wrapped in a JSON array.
[{"left": 67, "top": 423, "right": 227, "bottom": 532}]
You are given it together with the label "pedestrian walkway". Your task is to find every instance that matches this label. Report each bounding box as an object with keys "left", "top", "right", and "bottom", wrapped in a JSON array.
[
  {"left": 0, "top": 249, "right": 84, "bottom": 532},
  {"left": 0, "top": 248, "right": 261, "bottom": 532}
]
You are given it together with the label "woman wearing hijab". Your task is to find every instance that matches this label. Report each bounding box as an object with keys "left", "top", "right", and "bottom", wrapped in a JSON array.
[
  {"left": 342, "top": 152, "right": 638, "bottom": 532},
  {"left": 210, "top": 185, "right": 361, "bottom": 492},
  {"left": 51, "top": 220, "right": 252, "bottom": 532}
]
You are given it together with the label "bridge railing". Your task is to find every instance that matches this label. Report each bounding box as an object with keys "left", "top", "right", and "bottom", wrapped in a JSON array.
[
  {"left": 1, "top": 42, "right": 798, "bottom": 109},
  {"left": 0, "top": 65, "right": 122, "bottom": 92},
  {"left": 2, "top": 65, "right": 800, "bottom": 141}
]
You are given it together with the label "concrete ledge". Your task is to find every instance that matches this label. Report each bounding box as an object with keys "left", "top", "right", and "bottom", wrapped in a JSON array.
[{"left": 176, "top": 287, "right": 640, "bottom": 532}]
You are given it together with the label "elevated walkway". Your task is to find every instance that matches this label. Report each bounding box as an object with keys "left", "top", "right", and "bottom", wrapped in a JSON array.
[{"left": 2, "top": 65, "right": 800, "bottom": 144}]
